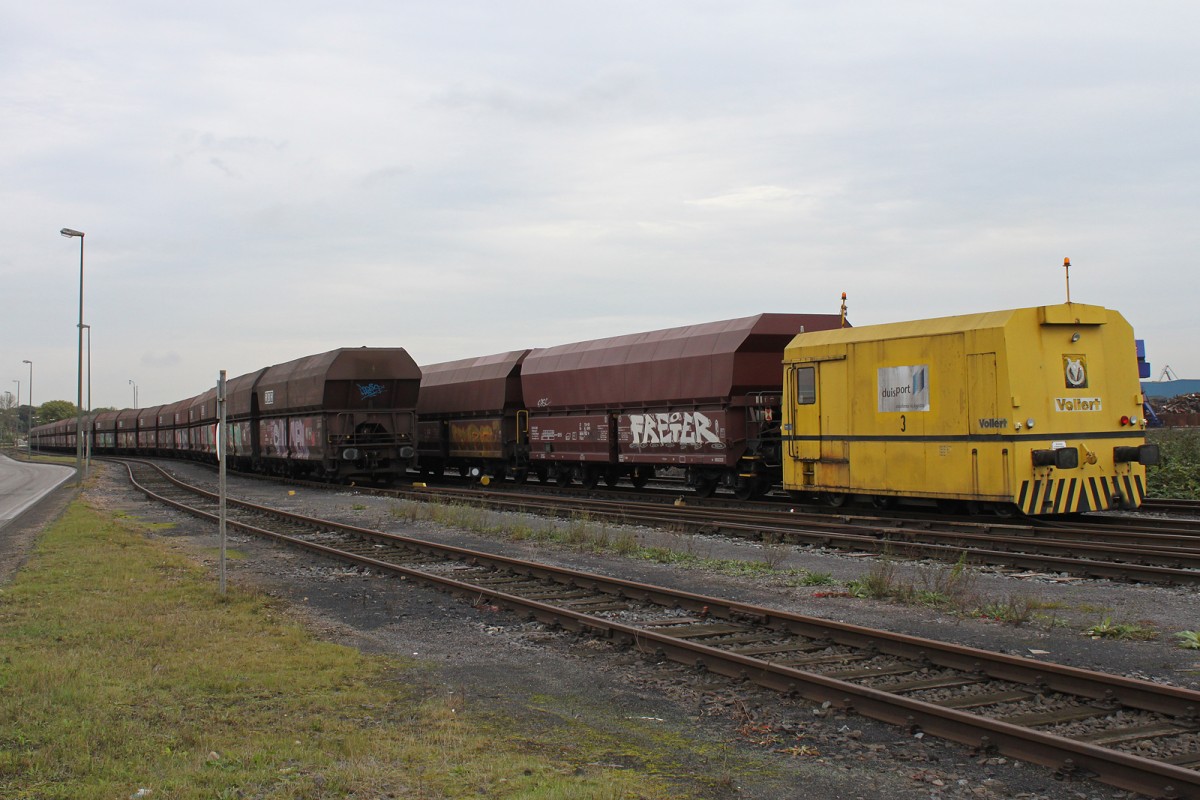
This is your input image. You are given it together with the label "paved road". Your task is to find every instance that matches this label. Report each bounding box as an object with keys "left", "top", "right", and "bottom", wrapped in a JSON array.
[{"left": 0, "top": 455, "right": 75, "bottom": 528}]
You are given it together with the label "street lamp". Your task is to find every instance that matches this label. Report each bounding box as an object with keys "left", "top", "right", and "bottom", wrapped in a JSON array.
[
  {"left": 61, "top": 227, "right": 85, "bottom": 484},
  {"left": 129, "top": 378, "right": 138, "bottom": 409},
  {"left": 21, "top": 359, "right": 32, "bottom": 460}
]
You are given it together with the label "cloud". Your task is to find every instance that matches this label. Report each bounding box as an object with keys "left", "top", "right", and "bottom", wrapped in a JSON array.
[{"left": 4, "top": 1, "right": 1200, "bottom": 407}]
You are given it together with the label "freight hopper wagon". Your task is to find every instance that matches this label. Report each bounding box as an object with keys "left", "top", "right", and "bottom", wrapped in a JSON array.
[
  {"left": 780, "top": 303, "right": 1159, "bottom": 515},
  {"left": 31, "top": 348, "right": 422, "bottom": 484},
  {"left": 416, "top": 350, "right": 532, "bottom": 483},
  {"left": 522, "top": 313, "right": 844, "bottom": 498},
  {"left": 231, "top": 348, "right": 421, "bottom": 482}
]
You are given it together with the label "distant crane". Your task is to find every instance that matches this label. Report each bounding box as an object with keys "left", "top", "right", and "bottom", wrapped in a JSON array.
[{"left": 1158, "top": 365, "right": 1179, "bottom": 381}]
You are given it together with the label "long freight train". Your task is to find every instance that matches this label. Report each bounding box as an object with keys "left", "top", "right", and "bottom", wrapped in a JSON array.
[
  {"left": 30, "top": 302, "right": 1158, "bottom": 514},
  {"left": 31, "top": 348, "right": 421, "bottom": 482}
]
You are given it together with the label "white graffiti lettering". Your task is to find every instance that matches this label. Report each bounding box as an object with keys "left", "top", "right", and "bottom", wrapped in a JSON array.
[{"left": 628, "top": 412, "right": 722, "bottom": 446}]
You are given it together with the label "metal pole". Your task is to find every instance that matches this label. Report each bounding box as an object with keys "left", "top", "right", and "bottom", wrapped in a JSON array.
[
  {"left": 83, "top": 327, "right": 92, "bottom": 466},
  {"left": 218, "top": 370, "right": 227, "bottom": 595},
  {"left": 77, "top": 239, "right": 84, "bottom": 482},
  {"left": 60, "top": 228, "right": 86, "bottom": 485},
  {"left": 22, "top": 360, "right": 32, "bottom": 460}
]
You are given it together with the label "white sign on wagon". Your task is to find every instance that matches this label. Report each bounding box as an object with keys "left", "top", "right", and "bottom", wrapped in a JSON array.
[{"left": 878, "top": 365, "right": 930, "bottom": 413}]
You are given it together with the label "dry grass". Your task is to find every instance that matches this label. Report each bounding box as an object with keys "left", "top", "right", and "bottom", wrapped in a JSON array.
[{"left": 0, "top": 501, "right": 681, "bottom": 799}]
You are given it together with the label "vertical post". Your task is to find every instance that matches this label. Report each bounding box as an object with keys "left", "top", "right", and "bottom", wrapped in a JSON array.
[
  {"left": 60, "top": 227, "right": 86, "bottom": 486},
  {"left": 217, "top": 370, "right": 228, "bottom": 595},
  {"left": 77, "top": 239, "right": 85, "bottom": 483},
  {"left": 23, "top": 360, "right": 33, "bottom": 460},
  {"left": 1063, "top": 257, "right": 1071, "bottom": 304},
  {"left": 85, "top": 327, "right": 92, "bottom": 466}
]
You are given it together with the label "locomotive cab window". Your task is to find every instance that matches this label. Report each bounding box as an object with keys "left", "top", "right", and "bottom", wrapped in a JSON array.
[{"left": 795, "top": 366, "right": 816, "bottom": 405}]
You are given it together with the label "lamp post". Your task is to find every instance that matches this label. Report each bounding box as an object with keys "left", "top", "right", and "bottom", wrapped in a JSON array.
[
  {"left": 11, "top": 380, "right": 18, "bottom": 446},
  {"left": 129, "top": 379, "right": 138, "bottom": 409},
  {"left": 61, "top": 227, "right": 85, "bottom": 484},
  {"left": 21, "top": 360, "right": 32, "bottom": 460}
]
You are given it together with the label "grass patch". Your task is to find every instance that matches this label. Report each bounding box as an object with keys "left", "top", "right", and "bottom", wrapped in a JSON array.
[
  {"left": 1084, "top": 617, "right": 1160, "bottom": 641},
  {"left": 389, "top": 499, "right": 816, "bottom": 584},
  {"left": 832, "top": 556, "right": 1053, "bottom": 626},
  {"left": 0, "top": 501, "right": 684, "bottom": 799}
]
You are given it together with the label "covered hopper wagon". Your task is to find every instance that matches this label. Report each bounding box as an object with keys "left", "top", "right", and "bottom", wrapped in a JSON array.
[
  {"left": 417, "top": 313, "right": 844, "bottom": 497},
  {"left": 30, "top": 347, "right": 421, "bottom": 483}
]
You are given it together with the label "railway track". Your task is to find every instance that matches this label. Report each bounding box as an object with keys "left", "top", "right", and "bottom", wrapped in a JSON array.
[
  {"left": 393, "top": 483, "right": 1200, "bottom": 585},
  {"left": 1143, "top": 498, "right": 1200, "bottom": 516},
  {"left": 111, "top": 457, "right": 1200, "bottom": 584},
  {"left": 119, "top": 458, "right": 1200, "bottom": 798}
]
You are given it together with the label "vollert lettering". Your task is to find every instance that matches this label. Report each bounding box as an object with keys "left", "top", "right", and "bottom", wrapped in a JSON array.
[{"left": 1055, "top": 397, "right": 1103, "bottom": 412}]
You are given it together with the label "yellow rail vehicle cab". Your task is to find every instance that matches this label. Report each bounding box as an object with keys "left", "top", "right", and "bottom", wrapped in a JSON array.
[{"left": 781, "top": 303, "right": 1158, "bottom": 515}]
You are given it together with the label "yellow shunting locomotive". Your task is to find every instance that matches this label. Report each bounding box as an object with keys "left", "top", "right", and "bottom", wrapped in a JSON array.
[{"left": 781, "top": 303, "right": 1159, "bottom": 514}]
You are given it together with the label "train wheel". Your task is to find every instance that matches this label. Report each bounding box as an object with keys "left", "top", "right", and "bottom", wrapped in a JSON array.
[
  {"left": 733, "top": 480, "right": 755, "bottom": 501},
  {"left": 512, "top": 468, "right": 529, "bottom": 484},
  {"left": 824, "top": 492, "right": 848, "bottom": 508},
  {"left": 694, "top": 476, "right": 718, "bottom": 498},
  {"left": 870, "top": 496, "right": 895, "bottom": 510},
  {"left": 534, "top": 466, "right": 550, "bottom": 484},
  {"left": 602, "top": 469, "right": 621, "bottom": 488},
  {"left": 991, "top": 503, "right": 1017, "bottom": 517},
  {"left": 630, "top": 467, "right": 654, "bottom": 489},
  {"left": 555, "top": 469, "right": 573, "bottom": 487},
  {"left": 580, "top": 467, "right": 601, "bottom": 489}
]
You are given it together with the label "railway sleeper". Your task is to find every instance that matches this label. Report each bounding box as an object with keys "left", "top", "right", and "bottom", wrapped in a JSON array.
[
  {"left": 1074, "top": 721, "right": 1200, "bottom": 747},
  {"left": 998, "top": 704, "right": 1113, "bottom": 727}
]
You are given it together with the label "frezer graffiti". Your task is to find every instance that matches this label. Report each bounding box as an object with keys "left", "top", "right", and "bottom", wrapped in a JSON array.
[{"left": 628, "top": 412, "right": 723, "bottom": 447}]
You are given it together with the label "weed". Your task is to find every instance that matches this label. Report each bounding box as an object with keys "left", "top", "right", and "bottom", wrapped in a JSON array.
[
  {"left": 1174, "top": 630, "right": 1200, "bottom": 650},
  {"left": 612, "top": 531, "right": 640, "bottom": 555},
  {"left": 1085, "top": 617, "right": 1160, "bottom": 641},
  {"left": 976, "top": 594, "right": 1037, "bottom": 625},
  {"left": 797, "top": 571, "right": 834, "bottom": 587}
]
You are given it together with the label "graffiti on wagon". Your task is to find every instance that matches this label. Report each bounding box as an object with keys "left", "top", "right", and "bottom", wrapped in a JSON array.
[{"left": 626, "top": 411, "right": 724, "bottom": 448}]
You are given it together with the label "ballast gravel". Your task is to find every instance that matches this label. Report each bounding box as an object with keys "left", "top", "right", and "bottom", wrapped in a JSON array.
[{"left": 8, "top": 460, "right": 1199, "bottom": 800}]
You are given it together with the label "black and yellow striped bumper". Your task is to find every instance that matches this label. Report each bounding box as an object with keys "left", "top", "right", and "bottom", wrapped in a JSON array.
[{"left": 1018, "top": 473, "right": 1147, "bottom": 514}]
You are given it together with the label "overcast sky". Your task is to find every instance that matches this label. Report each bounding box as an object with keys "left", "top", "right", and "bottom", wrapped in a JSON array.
[{"left": 3, "top": 1, "right": 1197, "bottom": 410}]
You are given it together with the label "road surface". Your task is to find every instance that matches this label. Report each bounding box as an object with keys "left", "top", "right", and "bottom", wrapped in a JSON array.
[{"left": 0, "top": 455, "right": 75, "bottom": 529}]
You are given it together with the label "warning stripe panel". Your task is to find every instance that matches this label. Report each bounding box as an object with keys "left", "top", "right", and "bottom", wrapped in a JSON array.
[{"left": 1018, "top": 473, "right": 1146, "bottom": 514}]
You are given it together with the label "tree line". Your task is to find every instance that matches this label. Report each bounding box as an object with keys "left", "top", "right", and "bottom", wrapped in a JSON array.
[{"left": 0, "top": 396, "right": 117, "bottom": 443}]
